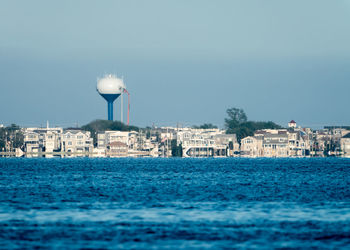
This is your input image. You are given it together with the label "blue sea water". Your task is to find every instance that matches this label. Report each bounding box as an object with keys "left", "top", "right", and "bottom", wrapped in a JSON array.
[{"left": 0, "top": 158, "right": 350, "bottom": 249}]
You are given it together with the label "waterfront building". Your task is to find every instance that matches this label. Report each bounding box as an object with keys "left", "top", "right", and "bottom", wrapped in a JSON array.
[
  {"left": 23, "top": 127, "right": 63, "bottom": 154},
  {"left": 176, "top": 128, "right": 236, "bottom": 157},
  {"left": 240, "top": 136, "right": 263, "bottom": 157},
  {"left": 313, "top": 127, "right": 346, "bottom": 156},
  {"left": 240, "top": 125, "right": 309, "bottom": 157},
  {"left": 97, "top": 130, "right": 151, "bottom": 157},
  {"left": 214, "top": 134, "right": 240, "bottom": 156},
  {"left": 97, "top": 131, "right": 129, "bottom": 149},
  {"left": 106, "top": 141, "right": 128, "bottom": 157},
  {"left": 263, "top": 130, "right": 289, "bottom": 157},
  {"left": 288, "top": 130, "right": 307, "bottom": 156},
  {"left": 340, "top": 132, "right": 350, "bottom": 157},
  {"left": 23, "top": 131, "right": 40, "bottom": 153},
  {"left": 16, "top": 122, "right": 350, "bottom": 158},
  {"left": 61, "top": 130, "right": 93, "bottom": 155}
]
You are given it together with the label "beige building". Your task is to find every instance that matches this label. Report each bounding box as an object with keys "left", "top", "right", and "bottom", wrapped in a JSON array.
[
  {"left": 106, "top": 141, "right": 128, "bottom": 157},
  {"left": 288, "top": 131, "right": 307, "bottom": 156},
  {"left": 240, "top": 136, "right": 263, "bottom": 157},
  {"left": 240, "top": 127, "right": 309, "bottom": 158},
  {"left": 176, "top": 128, "right": 237, "bottom": 157},
  {"left": 23, "top": 127, "right": 63, "bottom": 154},
  {"left": 61, "top": 130, "right": 93, "bottom": 155},
  {"left": 263, "top": 131, "right": 289, "bottom": 157},
  {"left": 97, "top": 130, "right": 151, "bottom": 157},
  {"left": 97, "top": 131, "right": 129, "bottom": 149},
  {"left": 340, "top": 133, "right": 350, "bottom": 158}
]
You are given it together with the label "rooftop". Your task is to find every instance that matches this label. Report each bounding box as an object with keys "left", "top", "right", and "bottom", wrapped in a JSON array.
[{"left": 342, "top": 132, "right": 350, "bottom": 138}]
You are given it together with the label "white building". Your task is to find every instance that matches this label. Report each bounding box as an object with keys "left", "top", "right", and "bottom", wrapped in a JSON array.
[
  {"left": 176, "top": 128, "right": 237, "bottom": 157},
  {"left": 97, "top": 131, "right": 129, "bottom": 149},
  {"left": 240, "top": 136, "right": 263, "bottom": 157},
  {"left": 288, "top": 120, "right": 297, "bottom": 128},
  {"left": 23, "top": 127, "right": 63, "bottom": 154},
  {"left": 61, "top": 130, "right": 93, "bottom": 154},
  {"left": 340, "top": 133, "right": 350, "bottom": 158},
  {"left": 241, "top": 128, "right": 309, "bottom": 158}
]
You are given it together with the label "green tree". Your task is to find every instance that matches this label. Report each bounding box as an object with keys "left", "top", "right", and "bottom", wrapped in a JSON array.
[
  {"left": 225, "top": 108, "right": 247, "bottom": 128},
  {"left": 0, "top": 124, "right": 24, "bottom": 151},
  {"left": 171, "top": 139, "right": 183, "bottom": 157},
  {"left": 0, "top": 128, "right": 5, "bottom": 150},
  {"left": 193, "top": 123, "right": 218, "bottom": 129}
]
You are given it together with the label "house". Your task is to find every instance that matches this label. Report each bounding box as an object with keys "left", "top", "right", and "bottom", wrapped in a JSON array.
[
  {"left": 106, "top": 141, "right": 128, "bottom": 157},
  {"left": 23, "top": 127, "right": 63, "bottom": 154},
  {"left": 288, "top": 120, "right": 297, "bottom": 128},
  {"left": 263, "top": 131, "right": 289, "bottom": 157},
  {"left": 97, "top": 131, "right": 129, "bottom": 149},
  {"left": 176, "top": 128, "right": 235, "bottom": 157},
  {"left": 240, "top": 136, "right": 263, "bottom": 157},
  {"left": 61, "top": 130, "right": 93, "bottom": 155},
  {"left": 240, "top": 128, "right": 309, "bottom": 157},
  {"left": 340, "top": 132, "right": 350, "bottom": 158}
]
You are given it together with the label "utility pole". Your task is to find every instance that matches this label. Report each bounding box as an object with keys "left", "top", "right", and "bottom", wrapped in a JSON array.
[{"left": 121, "top": 92, "right": 123, "bottom": 123}]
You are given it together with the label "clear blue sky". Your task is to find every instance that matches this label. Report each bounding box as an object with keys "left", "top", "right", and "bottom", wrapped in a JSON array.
[{"left": 1, "top": 0, "right": 349, "bottom": 128}]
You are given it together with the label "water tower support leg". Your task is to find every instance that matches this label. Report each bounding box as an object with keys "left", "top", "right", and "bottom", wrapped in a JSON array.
[{"left": 108, "top": 101, "right": 113, "bottom": 121}]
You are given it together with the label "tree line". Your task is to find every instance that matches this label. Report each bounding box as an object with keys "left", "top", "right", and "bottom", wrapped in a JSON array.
[{"left": 0, "top": 124, "right": 24, "bottom": 151}]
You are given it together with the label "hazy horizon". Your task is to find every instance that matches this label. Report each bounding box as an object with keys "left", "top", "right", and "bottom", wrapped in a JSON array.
[{"left": 1, "top": 0, "right": 350, "bottom": 129}]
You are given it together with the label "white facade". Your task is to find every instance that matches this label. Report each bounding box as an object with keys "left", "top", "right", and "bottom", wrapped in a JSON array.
[
  {"left": 23, "top": 127, "right": 93, "bottom": 156},
  {"left": 175, "top": 128, "right": 236, "bottom": 157},
  {"left": 340, "top": 133, "right": 350, "bottom": 157},
  {"left": 97, "top": 131, "right": 129, "bottom": 149},
  {"left": 241, "top": 136, "right": 263, "bottom": 157},
  {"left": 61, "top": 130, "right": 93, "bottom": 154},
  {"left": 240, "top": 128, "right": 309, "bottom": 158},
  {"left": 23, "top": 127, "right": 63, "bottom": 153}
]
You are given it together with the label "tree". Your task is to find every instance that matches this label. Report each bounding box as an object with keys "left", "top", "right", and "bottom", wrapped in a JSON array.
[
  {"left": 225, "top": 108, "right": 247, "bottom": 127},
  {"left": 0, "top": 128, "right": 5, "bottom": 150},
  {"left": 171, "top": 139, "right": 183, "bottom": 157},
  {"left": 0, "top": 124, "right": 24, "bottom": 151},
  {"left": 192, "top": 123, "right": 218, "bottom": 129}
]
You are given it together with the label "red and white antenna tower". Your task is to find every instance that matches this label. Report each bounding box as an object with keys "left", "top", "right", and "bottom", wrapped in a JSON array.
[{"left": 123, "top": 89, "right": 130, "bottom": 125}]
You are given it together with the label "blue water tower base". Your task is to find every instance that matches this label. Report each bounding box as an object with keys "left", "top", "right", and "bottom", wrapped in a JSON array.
[{"left": 101, "top": 93, "right": 120, "bottom": 121}]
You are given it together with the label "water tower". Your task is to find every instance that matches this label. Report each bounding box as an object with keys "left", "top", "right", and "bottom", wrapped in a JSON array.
[{"left": 97, "top": 74, "right": 125, "bottom": 121}]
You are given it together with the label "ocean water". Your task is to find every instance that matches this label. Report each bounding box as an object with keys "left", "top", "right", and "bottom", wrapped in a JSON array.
[{"left": 0, "top": 158, "right": 350, "bottom": 249}]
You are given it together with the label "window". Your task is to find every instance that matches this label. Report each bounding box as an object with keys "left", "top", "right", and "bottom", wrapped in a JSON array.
[
  {"left": 77, "top": 135, "right": 83, "bottom": 139},
  {"left": 68, "top": 141, "right": 72, "bottom": 145}
]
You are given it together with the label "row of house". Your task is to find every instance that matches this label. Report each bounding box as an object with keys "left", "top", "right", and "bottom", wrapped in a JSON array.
[
  {"left": 21, "top": 126, "right": 238, "bottom": 158},
  {"left": 24, "top": 127, "right": 93, "bottom": 156},
  {"left": 16, "top": 121, "right": 350, "bottom": 158},
  {"left": 241, "top": 121, "right": 350, "bottom": 158}
]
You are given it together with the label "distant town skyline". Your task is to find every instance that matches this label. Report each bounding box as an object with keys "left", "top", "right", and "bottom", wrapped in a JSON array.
[{"left": 1, "top": 0, "right": 350, "bottom": 128}]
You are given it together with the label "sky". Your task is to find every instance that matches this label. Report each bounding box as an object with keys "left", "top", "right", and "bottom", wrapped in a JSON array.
[{"left": 0, "top": 0, "right": 350, "bottom": 129}]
